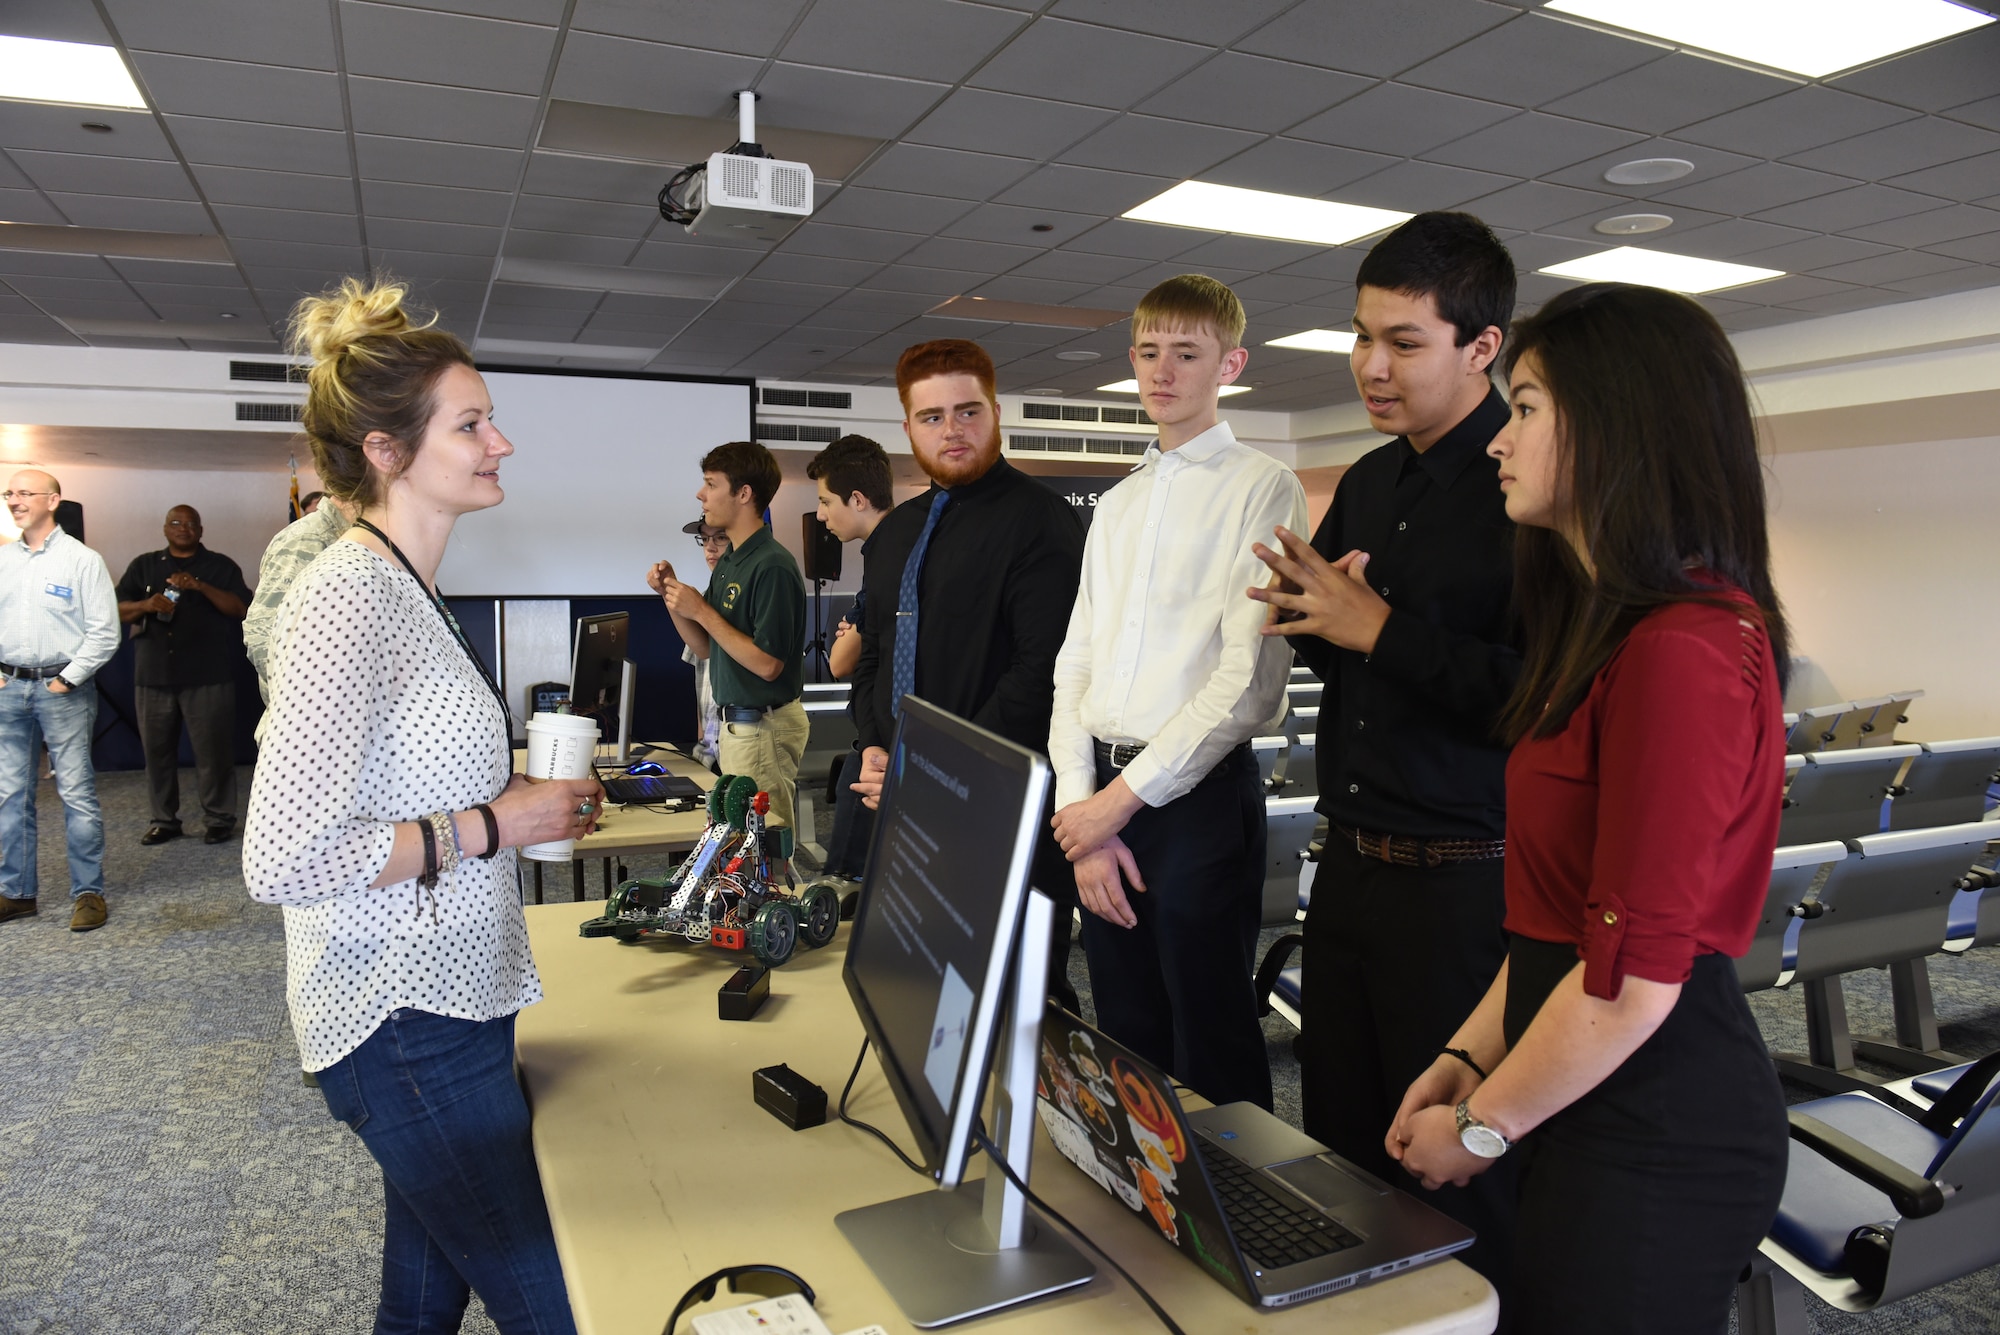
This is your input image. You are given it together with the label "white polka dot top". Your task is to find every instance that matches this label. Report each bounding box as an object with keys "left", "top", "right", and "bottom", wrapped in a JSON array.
[{"left": 244, "top": 539, "right": 540, "bottom": 1072}]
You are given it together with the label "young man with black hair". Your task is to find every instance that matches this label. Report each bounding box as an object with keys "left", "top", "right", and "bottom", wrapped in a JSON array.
[
  {"left": 1250, "top": 211, "right": 1521, "bottom": 1295},
  {"left": 806, "top": 434, "right": 893, "bottom": 681},
  {"left": 649, "top": 441, "right": 807, "bottom": 838}
]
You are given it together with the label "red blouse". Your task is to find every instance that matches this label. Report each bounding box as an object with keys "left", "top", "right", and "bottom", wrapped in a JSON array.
[{"left": 1503, "top": 593, "right": 1785, "bottom": 1000}]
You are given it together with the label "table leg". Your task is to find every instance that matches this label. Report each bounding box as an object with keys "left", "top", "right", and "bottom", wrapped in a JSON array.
[
  {"left": 533, "top": 861, "right": 544, "bottom": 905},
  {"left": 572, "top": 860, "right": 584, "bottom": 903},
  {"left": 603, "top": 857, "right": 615, "bottom": 898}
]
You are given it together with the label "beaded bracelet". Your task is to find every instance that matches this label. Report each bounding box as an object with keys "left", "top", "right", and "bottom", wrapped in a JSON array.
[{"left": 428, "top": 811, "right": 461, "bottom": 878}]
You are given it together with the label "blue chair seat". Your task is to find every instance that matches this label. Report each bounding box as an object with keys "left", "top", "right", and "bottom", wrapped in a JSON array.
[
  {"left": 1770, "top": 1093, "right": 1947, "bottom": 1275},
  {"left": 1274, "top": 966, "right": 1302, "bottom": 1012},
  {"left": 1912, "top": 1063, "right": 1975, "bottom": 1102}
]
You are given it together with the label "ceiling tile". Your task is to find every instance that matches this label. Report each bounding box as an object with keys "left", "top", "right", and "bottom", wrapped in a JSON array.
[
  {"left": 1456, "top": 179, "right": 1623, "bottom": 230},
  {"left": 1849, "top": 203, "right": 2000, "bottom": 248},
  {"left": 109, "top": 258, "right": 248, "bottom": 287},
  {"left": 906, "top": 89, "right": 1115, "bottom": 160},
  {"left": 1399, "top": 13, "right": 1667, "bottom": 108},
  {"left": 1049, "top": 0, "right": 1292, "bottom": 44},
  {"left": 1061, "top": 218, "right": 1209, "bottom": 261},
  {"left": 340, "top": 2, "right": 556, "bottom": 95},
  {"left": 1780, "top": 287, "right": 1892, "bottom": 316},
  {"left": 518, "top": 152, "right": 665, "bottom": 204},
  {"left": 1654, "top": 161, "right": 1856, "bottom": 214},
  {"left": 1166, "top": 234, "right": 1322, "bottom": 272},
  {"left": 1290, "top": 82, "right": 1515, "bottom": 158},
  {"left": 0, "top": 253, "right": 121, "bottom": 280},
  {"left": 813, "top": 187, "right": 976, "bottom": 235},
  {"left": 507, "top": 195, "right": 657, "bottom": 240},
  {"left": 193, "top": 165, "right": 355, "bottom": 211},
  {"left": 489, "top": 282, "right": 604, "bottom": 310},
  {"left": 1830, "top": 24, "right": 2000, "bottom": 115},
  {"left": 1657, "top": 216, "right": 1817, "bottom": 259},
  {"left": 1538, "top": 200, "right": 1733, "bottom": 245},
  {"left": 1788, "top": 116, "right": 2000, "bottom": 179},
  {"left": 46, "top": 193, "right": 212, "bottom": 231},
  {"left": 347, "top": 78, "right": 541, "bottom": 150},
  {"left": 551, "top": 33, "right": 764, "bottom": 117},
  {"left": 1926, "top": 230, "right": 2000, "bottom": 264},
  {"left": 367, "top": 217, "right": 501, "bottom": 255},
  {"left": 1234, "top": 0, "right": 1516, "bottom": 79},
  {"left": 941, "top": 202, "right": 1100, "bottom": 246},
  {"left": 1057, "top": 115, "right": 1262, "bottom": 177},
  {"left": 210, "top": 203, "right": 362, "bottom": 245},
  {"left": 0, "top": 189, "right": 77, "bottom": 227},
  {"left": 897, "top": 235, "right": 1042, "bottom": 274},
  {"left": 1876, "top": 264, "right": 1995, "bottom": 297},
  {"left": 0, "top": 105, "right": 176, "bottom": 160},
  {"left": 1809, "top": 248, "right": 1972, "bottom": 286},
  {"left": 1540, "top": 53, "right": 1795, "bottom": 136},
  {"left": 130, "top": 53, "right": 344, "bottom": 130},
  {"left": 750, "top": 253, "right": 883, "bottom": 288},
  {"left": 992, "top": 163, "right": 1175, "bottom": 215},
  {"left": 969, "top": 18, "right": 1209, "bottom": 109},
  {"left": 9, "top": 151, "right": 200, "bottom": 201},
  {"left": 103, "top": 0, "right": 337, "bottom": 69},
  {"left": 569, "top": 0, "right": 808, "bottom": 55},
  {"left": 1947, "top": 93, "right": 2000, "bottom": 132},
  {"left": 230, "top": 238, "right": 366, "bottom": 270},
  {"left": 1884, "top": 149, "right": 2000, "bottom": 202},
  {"left": 1009, "top": 249, "right": 1149, "bottom": 284},
  {"left": 1422, "top": 112, "right": 1643, "bottom": 179},
  {"left": 1678, "top": 85, "right": 1919, "bottom": 162},
  {"left": 502, "top": 229, "right": 630, "bottom": 265},
  {"left": 355, "top": 135, "right": 522, "bottom": 191},
  {"left": 752, "top": 64, "right": 954, "bottom": 141},
  {"left": 374, "top": 248, "right": 496, "bottom": 281},
  {"left": 361, "top": 180, "right": 512, "bottom": 226},
  {"left": 869, "top": 263, "right": 976, "bottom": 296},
  {"left": 1269, "top": 247, "right": 1368, "bottom": 283},
  {"left": 1738, "top": 234, "right": 1892, "bottom": 272},
  {"left": 1342, "top": 159, "right": 1515, "bottom": 212},
  {"left": 391, "top": 0, "right": 567, "bottom": 22},
  {"left": 1134, "top": 53, "right": 1371, "bottom": 134},
  {"left": 779, "top": 0, "right": 1027, "bottom": 82},
  {"left": 780, "top": 222, "right": 926, "bottom": 263},
  {"left": 1200, "top": 137, "right": 1399, "bottom": 197},
  {"left": 165, "top": 117, "right": 350, "bottom": 175},
  {"left": 629, "top": 235, "right": 769, "bottom": 274},
  {"left": 1730, "top": 273, "right": 1850, "bottom": 306},
  {"left": 1751, "top": 184, "right": 1943, "bottom": 231},
  {"left": 969, "top": 274, "right": 1095, "bottom": 304},
  {"left": 856, "top": 144, "right": 1036, "bottom": 201},
  {"left": 1541, "top": 136, "right": 1758, "bottom": 196}
]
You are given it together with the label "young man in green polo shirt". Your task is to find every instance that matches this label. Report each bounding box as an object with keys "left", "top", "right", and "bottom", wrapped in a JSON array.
[{"left": 648, "top": 441, "right": 808, "bottom": 845}]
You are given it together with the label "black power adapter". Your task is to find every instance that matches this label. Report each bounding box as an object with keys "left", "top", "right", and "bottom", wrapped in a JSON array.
[{"left": 753, "top": 1063, "right": 827, "bottom": 1130}]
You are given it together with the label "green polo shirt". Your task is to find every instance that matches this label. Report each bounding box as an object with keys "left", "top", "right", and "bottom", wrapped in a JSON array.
[{"left": 705, "top": 525, "right": 805, "bottom": 710}]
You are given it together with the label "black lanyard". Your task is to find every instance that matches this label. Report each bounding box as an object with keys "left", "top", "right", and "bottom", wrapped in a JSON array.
[{"left": 352, "top": 517, "right": 512, "bottom": 734}]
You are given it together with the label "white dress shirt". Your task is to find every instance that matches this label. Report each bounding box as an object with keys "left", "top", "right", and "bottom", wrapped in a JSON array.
[
  {"left": 0, "top": 527, "right": 120, "bottom": 683},
  {"left": 1049, "top": 421, "right": 1308, "bottom": 810}
]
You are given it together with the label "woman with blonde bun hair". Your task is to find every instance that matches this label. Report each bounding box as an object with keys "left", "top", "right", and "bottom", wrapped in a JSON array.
[{"left": 246, "top": 277, "right": 594, "bottom": 1334}]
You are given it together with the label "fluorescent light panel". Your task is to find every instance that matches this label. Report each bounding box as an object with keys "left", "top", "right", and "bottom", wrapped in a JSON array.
[
  {"left": 1537, "top": 246, "right": 1784, "bottom": 294},
  {"left": 1266, "top": 329, "right": 1356, "bottom": 353},
  {"left": 1097, "top": 379, "right": 1252, "bottom": 396},
  {"left": 0, "top": 35, "right": 146, "bottom": 109},
  {"left": 1124, "top": 182, "right": 1411, "bottom": 248},
  {"left": 1546, "top": 0, "right": 1994, "bottom": 78}
]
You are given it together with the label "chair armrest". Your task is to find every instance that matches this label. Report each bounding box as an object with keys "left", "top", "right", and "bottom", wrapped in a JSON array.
[{"left": 1788, "top": 1111, "right": 1945, "bottom": 1219}]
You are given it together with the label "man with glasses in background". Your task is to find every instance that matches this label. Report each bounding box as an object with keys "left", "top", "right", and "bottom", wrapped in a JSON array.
[{"left": 0, "top": 471, "right": 119, "bottom": 930}]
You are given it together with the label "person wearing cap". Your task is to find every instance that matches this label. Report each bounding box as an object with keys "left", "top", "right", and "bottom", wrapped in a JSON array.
[{"left": 678, "top": 517, "right": 729, "bottom": 769}]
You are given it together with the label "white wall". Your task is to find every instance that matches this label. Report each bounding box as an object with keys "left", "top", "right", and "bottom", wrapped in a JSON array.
[{"left": 1768, "top": 434, "right": 2000, "bottom": 743}]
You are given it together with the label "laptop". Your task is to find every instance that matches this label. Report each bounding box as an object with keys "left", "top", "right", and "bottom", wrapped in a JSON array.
[
  {"left": 598, "top": 771, "right": 704, "bottom": 806},
  {"left": 1036, "top": 1003, "right": 1474, "bottom": 1309}
]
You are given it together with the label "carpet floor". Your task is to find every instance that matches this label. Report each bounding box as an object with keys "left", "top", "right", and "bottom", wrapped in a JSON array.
[{"left": 1, "top": 768, "right": 1994, "bottom": 1332}]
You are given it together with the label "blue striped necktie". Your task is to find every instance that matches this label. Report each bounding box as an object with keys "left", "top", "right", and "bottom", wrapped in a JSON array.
[{"left": 891, "top": 489, "right": 950, "bottom": 719}]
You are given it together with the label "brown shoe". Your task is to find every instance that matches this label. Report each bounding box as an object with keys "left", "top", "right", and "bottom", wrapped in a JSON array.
[
  {"left": 0, "top": 896, "right": 36, "bottom": 923},
  {"left": 69, "top": 893, "right": 106, "bottom": 932}
]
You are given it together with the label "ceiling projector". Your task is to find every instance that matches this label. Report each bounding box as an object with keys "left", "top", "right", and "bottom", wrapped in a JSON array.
[{"left": 658, "top": 92, "right": 814, "bottom": 245}]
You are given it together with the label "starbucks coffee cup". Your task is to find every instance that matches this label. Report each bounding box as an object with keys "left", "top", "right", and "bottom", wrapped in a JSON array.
[{"left": 522, "top": 711, "right": 600, "bottom": 862}]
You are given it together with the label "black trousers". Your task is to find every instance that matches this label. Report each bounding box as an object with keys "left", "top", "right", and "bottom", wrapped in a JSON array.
[
  {"left": 1507, "top": 945, "right": 1788, "bottom": 1335},
  {"left": 136, "top": 681, "right": 237, "bottom": 832},
  {"left": 1299, "top": 837, "right": 1517, "bottom": 1297},
  {"left": 1079, "top": 745, "right": 1271, "bottom": 1109}
]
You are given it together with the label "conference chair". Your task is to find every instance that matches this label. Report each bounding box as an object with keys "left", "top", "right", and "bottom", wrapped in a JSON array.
[
  {"left": 1789, "top": 702, "right": 1855, "bottom": 755},
  {"left": 1740, "top": 1052, "right": 2000, "bottom": 1335},
  {"left": 1888, "top": 737, "right": 2000, "bottom": 832},
  {"left": 1778, "top": 745, "right": 1919, "bottom": 845},
  {"left": 1261, "top": 795, "right": 1321, "bottom": 928},
  {"left": 1252, "top": 734, "right": 1287, "bottom": 791},
  {"left": 1285, "top": 680, "right": 1323, "bottom": 712},
  {"left": 1735, "top": 841, "right": 1848, "bottom": 995},
  {"left": 1855, "top": 690, "right": 1924, "bottom": 748}
]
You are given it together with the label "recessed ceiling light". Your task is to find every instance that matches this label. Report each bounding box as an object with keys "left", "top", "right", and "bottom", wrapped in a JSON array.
[
  {"left": 0, "top": 36, "right": 146, "bottom": 109},
  {"left": 1054, "top": 349, "right": 1102, "bottom": 361},
  {"left": 1124, "top": 181, "right": 1412, "bottom": 248},
  {"left": 1603, "top": 158, "right": 1695, "bottom": 186},
  {"left": 1547, "top": 0, "right": 1994, "bottom": 78},
  {"left": 80, "top": 121, "right": 112, "bottom": 133},
  {"left": 1266, "top": 329, "right": 1357, "bottom": 353},
  {"left": 1098, "top": 379, "right": 1252, "bottom": 396},
  {"left": 1022, "top": 387, "right": 1065, "bottom": 396},
  {"left": 218, "top": 312, "right": 237, "bottom": 320},
  {"left": 1593, "top": 213, "right": 1674, "bottom": 235},
  {"left": 1538, "top": 246, "right": 1785, "bottom": 294}
]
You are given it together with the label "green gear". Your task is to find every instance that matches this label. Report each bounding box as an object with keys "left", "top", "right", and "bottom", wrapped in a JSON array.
[
  {"left": 723, "top": 774, "right": 758, "bottom": 829},
  {"left": 706, "top": 775, "right": 737, "bottom": 824}
]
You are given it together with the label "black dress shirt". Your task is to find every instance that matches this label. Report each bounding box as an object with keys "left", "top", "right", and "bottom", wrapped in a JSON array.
[
  {"left": 853, "top": 458, "right": 1085, "bottom": 757},
  {"left": 115, "top": 545, "right": 252, "bottom": 689},
  {"left": 1293, "top": 389, "right": 1520, "bottom": 840}
]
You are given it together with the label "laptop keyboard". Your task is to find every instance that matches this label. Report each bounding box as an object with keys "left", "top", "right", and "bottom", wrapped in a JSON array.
[
  {"left": 1198, "top": 1143, "right": 1362, "bottom": 1272},
  {"left": 600, "top": 774, "right": 702, "bottom": 805}
]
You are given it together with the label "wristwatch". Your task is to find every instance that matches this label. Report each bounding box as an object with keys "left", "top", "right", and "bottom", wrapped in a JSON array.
[{"left": 1455, "top": 1098, "right": 1511, "bottom": 1159}]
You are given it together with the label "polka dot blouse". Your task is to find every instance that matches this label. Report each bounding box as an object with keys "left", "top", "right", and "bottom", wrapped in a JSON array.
[{"left": 244, "top": 539, "right": 540, "bottom": 1072}]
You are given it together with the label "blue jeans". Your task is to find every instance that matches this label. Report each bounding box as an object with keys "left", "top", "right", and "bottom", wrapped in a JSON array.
[
  {"left": 0, "top": 676, "right": 103, "bottom": 901},
  {"left": 317, "top": 1010, "right": 578, "bottom": 1335}
]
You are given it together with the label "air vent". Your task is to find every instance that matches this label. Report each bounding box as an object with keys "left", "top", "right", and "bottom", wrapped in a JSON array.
[
  {"left": 1009, "top": 433, "right": 1147, "bottom": 456},
  {"left": 236, "top": 402, "right": 303, "bottom": 422},
  {"left": 1100, "top": 407, "right": 1141, "bottom": 424},
  {"left": 1060, "top": 404, "right": 1097, "bottom": 421},
  {"left": 1022, "top": 402, "right": 1063, "bottom": 420},
  {"left": 798, "top": 425, "right": 839, "bottom": 443},
  {"left": 1085, "top": 439, "right": 1128, "bottom": 456},
  {"left": 760, "top": 388, "right": 853, "bottom": 410},
  {"left": 757, "top": 423, "right": 840, "bottom": 444},
  {"left": 762, "top": 388, "right": 809, "bottom": 407},
  {"left": 229, "top": 360, "right": 306, "bottom": 383}
]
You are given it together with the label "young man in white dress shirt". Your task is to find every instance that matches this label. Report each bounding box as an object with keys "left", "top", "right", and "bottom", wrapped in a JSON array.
[{"left": 1048, "top": 276, "right": 1308, "bottom": 1108}]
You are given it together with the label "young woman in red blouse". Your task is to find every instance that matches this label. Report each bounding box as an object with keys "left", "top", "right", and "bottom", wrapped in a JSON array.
[{"left": 1389, "top": 282, "right": 1791, "bottom": 1332}]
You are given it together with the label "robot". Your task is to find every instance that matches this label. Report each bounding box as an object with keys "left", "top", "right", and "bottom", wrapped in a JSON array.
[{"left": 578, "top": 773, "right": 841, "bottom": 967}]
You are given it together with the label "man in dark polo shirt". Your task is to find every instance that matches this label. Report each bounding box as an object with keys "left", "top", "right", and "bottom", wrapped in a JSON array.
[
  {"left": 115, "top": 504, "right": 251, "bottom": 845},
  {"left": 649, "top": 441, "right": 807, "bottom": 847}
]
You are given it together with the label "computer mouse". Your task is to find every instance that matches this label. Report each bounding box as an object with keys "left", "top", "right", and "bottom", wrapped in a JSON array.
[{"left": 627, "top": 761, "right": 665, "bottom": 776}]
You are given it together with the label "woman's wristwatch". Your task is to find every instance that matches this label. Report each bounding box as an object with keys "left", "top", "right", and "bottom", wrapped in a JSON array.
[{"left": 1455, "top": 1099, "right": 1512, "bottom": 1159}]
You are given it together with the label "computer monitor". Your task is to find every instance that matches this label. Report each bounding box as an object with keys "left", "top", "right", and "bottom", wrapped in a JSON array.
[
  {"left": 568, "top": 612, "right": 633, "bottom": 762},
  {"left": 835, "top": 697, "right": 1093, "bottom": 1327}
]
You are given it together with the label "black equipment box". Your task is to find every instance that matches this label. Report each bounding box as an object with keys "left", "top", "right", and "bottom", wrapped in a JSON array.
[{"left": 753, "top": 1063, "right": 826, "bottom": 1131}]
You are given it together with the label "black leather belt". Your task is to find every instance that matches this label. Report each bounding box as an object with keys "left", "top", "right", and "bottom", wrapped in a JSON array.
[
  {"left": 0, "top": 659, "right": 68, "bottom": 682},
  {"left": 1336, "top": 824, "right": 1506, "bottom": 868},
  {"left": 721, "top": 704, "right": 777, "bottom": 723},
  {"left": 1093, "top": 739, "right": 1146, "bottom": 769}
]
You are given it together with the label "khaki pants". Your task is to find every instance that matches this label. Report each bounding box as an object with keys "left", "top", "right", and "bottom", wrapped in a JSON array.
[{"left": 716, "top": 699, "right": 809, "bottom": 850}]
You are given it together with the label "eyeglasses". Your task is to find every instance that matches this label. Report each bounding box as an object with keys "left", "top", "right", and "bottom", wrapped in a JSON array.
[
  {"left": 664, "top": 1265, "right": 815, "bottom": 1335},
  {"left": 1, "top": 491, "right": 53, "bottom": 501},
  {"left": 696, "top": 533, "right": 728, "bottom": 547}
]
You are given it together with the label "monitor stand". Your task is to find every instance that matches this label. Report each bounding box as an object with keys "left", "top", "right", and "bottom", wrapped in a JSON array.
[{"left": 836, "top": 892, "right": 1095, "bottom": 1327}]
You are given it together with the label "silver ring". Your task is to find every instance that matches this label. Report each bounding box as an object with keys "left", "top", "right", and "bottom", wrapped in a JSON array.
[{"left": 576, "top": 800, "right": 594, "bottom": 816}]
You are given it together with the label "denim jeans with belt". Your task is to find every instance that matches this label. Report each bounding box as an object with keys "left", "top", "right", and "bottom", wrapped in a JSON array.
[
  {"left": 0, "top": 675, "right": 103, "bottom": 901},
  {"left": 316, "top": 1009, "right": 578, "bottom": 1335}
]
